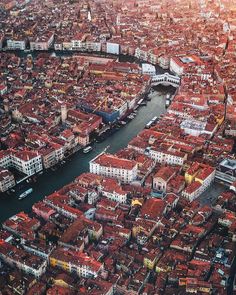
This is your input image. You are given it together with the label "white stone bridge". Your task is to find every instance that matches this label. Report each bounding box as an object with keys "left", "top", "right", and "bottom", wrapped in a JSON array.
[{"left": 151, "top": 72, "right": 180, "bottom": 87}]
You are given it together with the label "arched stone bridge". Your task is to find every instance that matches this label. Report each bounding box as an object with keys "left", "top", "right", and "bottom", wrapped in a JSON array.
[{"left": 151, "top": 72, "right": 180, "bottom": 87}]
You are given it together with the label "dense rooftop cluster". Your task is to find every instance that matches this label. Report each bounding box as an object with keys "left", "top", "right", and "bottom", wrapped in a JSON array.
[
  {"left": 0, "top": 171, "right": 235, "bottom": 294},
  {"left": 0, "top": 53, "right": 150, "bottom": 190},
  {"left": 0, "top": 0, "right": 236, "bottom": 294}
]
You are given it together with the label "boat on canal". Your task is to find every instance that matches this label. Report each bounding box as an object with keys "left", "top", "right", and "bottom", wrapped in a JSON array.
[
  {"left": 83, "top": 146, "right": 93, "bottom": 153},
  {"left": 18, "top": 188, "right": 33, "bottom": 200}
]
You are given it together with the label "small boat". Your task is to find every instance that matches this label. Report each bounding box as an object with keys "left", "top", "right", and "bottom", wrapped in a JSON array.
[
  {"left": 120, "top": 121, "right": 127, "bottom": 125},
  {"left": 137, "top": 99, "right": 144, "bottom": 105},
  {"left": 83, "top": 146, "right": 93, "bottom": 153},
  {"left": 145, "top": 122, "right": 152, "bottom": 129},
  {"left": 127, "top": 115, "right": 134, "bottom": 120},
  {"left": 18, "top": 188, "right": 33, "bottom": 200}
]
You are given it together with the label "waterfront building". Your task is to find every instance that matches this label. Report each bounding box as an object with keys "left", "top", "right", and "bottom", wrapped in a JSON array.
[
  {"left": 90, "top": 153, "right": 138, "bottom": 184},
  {"left": 106, "top": 42, "right": 120, "bottom": 55},
  {"left": 7, "top": 39, "right": 26, "bottom": 50},
  {"left": 0, "top": 168, "right": 15, "bottom": 192},
  {"left": 0, "top": 150, "right": 43, "bottom": 177},
  {"left": 29, "top": 33, "right": 54, "bottom": 51},
  {"left": 142, "top": 63, "right": 156, "bottom": 76},
  {"left": 40, "top": 144, "right": 64, "bottom": 169}
]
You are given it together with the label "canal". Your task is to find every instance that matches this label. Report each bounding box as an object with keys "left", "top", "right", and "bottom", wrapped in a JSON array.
[{"left": 0, "top": 88, "right": 169, "bottom": 223}]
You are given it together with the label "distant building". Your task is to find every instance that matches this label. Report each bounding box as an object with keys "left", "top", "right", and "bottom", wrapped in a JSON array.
[
  {"left": 30, "top": 33, "right": 54, "bottom": 51},
  {"left": 7, "top": 39, "right": 26, "bottom": 50},
  {"left": 61, "top": 105, "right": 67, "bottom": 123}
]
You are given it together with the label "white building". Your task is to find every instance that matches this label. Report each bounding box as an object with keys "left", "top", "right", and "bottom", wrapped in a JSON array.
[
  {"left": 99, "top": 178, "right": 127, "bottom": 203},
  {"left": 0, "top": 168, "right": 15, "bottom": 192},
  {"left": 148, "top": 50, "right": 159, "bottom": 65},
  {"left": 101, "top": 189, "right": 127, "bottom": 203},
  {"left": 10, "top": 151, "right": 42, "bottom": 176},
  {"left": 150, "top": 147, "right": 187, "bottom": 166},
  {"left": 85, "top": 41, "right": 101, "bottom": 52},
  {"left": 135, "top": 47, "right": 148, "bottom": 61},
  {"left": 30, "top": 33, "right": 54, "bottom": 51},
  {"left": 90, "top": 153, "right": 138, "bottom": 184},
  {"left": 88, "top": 191, "right": 100, "bottom": 205},
  {"left": 41, "top": 144, "right": 64, "bottom": 169},
  {"left": 106, "top": 42, "right": 120, "bottom": 55},
  {"left": 142, "top": 63, "right": 156, "bottom": 76},
  {"left": 0, "top": 150, "right": 43, "bottom": 176},
  {"left": 158, "top": 55, "right": 170, "bottom": 69},
  {"left": 182, "top": 181, "right": 202, "bottom": 202},
  {"left": 118, "top": 101, "right": 128, "bottom": 117},
  {"left": 54, "top": 42, "right": 63, "bottom": 51},
  {"left": 7, "top": 39, "right": 26, "bottom": 50},
  {"left": 71, "top": 33, "right": 86, "bottom": 50},
  {"left": 170, "top": 57, "right": 185, "bottom": 76},
  {"left": 194, "top": 167, "right": 216, "bottom": 190},
  {"left": 180, "top": 119, "right": 217, "bottom": 137}
]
